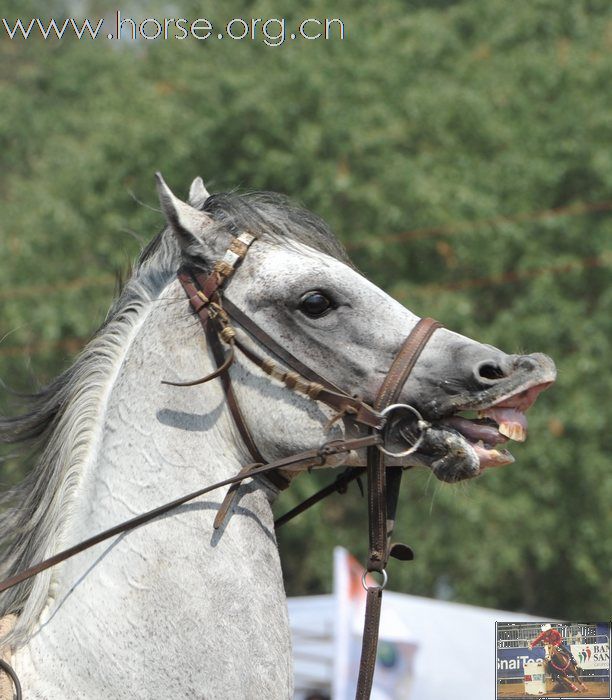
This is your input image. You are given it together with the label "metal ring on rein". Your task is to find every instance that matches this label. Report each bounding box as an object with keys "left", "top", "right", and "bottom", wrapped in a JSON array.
[
  {"left": 361, "top": 569, "right": 388, "bottom": 592},
  {"left": 376, "top": 403, "right": 429, "bottom": 458}
]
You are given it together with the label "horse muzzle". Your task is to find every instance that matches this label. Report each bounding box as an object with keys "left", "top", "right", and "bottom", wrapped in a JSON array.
[{"left": 396, "top": 350, "right": 557, "bottom": 481}]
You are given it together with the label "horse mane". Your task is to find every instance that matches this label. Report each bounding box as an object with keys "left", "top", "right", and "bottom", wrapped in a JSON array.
[
  {"left": 201, "top": 191, "right": 350, "bottom": 263},
  {"left": 0, "top": 189, "right": 345, "bottom": 643},
  {"left": 0, "top": 237, "right": 178, "bottom": 644}
]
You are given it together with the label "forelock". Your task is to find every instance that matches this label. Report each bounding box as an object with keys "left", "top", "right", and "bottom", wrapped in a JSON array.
[{"left": 200, "top": 191, "right": 352, "bottom": 264}]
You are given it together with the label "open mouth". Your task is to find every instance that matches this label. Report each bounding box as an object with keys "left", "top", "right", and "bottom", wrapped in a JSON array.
[
  {"left": 436, "top": 381, "right": 553, "bottom": 471},
  {"left": 391, "top": 351, "right": 556, "bottom": 483}
]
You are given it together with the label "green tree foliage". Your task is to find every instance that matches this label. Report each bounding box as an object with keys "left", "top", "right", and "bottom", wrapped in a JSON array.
[{"left": 0, "top": 0, "right": 610, "bottom": 619}]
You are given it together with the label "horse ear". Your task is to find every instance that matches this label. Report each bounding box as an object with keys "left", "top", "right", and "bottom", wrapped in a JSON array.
[
  {"left": 188, "top": 176, "right": 211, "bottom": 208},
  {"left": 155, "top": 172, "right": 213, "bottom": 250}
]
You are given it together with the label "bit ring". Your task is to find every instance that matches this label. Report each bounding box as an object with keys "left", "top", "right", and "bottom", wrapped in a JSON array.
[{"left": 377, "top": 403, "right": 428, "bottom": 458}]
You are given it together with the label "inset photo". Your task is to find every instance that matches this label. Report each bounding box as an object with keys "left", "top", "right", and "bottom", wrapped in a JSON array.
[{"left": 497, "top": 622, "right": 610, "bottom": 699}]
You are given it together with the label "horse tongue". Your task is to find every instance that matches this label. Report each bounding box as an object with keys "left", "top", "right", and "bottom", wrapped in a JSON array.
[
  {"left": 445, "top": 416, "right": 507, "bottom": 445},
  {"left": 483, "top": 408, "right": 528, "bottom": 442}
]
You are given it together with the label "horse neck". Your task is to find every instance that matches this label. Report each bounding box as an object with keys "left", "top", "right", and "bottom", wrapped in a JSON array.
[
  {"left": 551, "top": 648, "right": 569, "bottom": 667},
  {"left": 15, "top": 276, "right": 292, "bottom": 698}
]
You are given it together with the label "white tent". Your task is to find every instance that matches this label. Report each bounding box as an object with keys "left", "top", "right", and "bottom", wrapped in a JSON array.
[{"left": 289, "top": 591, "right": 542, "bottom": 700}]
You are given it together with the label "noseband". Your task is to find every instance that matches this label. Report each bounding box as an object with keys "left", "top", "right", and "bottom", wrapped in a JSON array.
[{"left": 0, "top": 230, "right": 441, "bottom": 700}]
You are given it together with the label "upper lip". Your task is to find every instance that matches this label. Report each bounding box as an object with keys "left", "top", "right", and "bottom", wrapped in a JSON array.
[
  {"left": 420, "top": 364, "right": 557, "bottom": 422},
  {"left": 460, "top": 378, "right": 555, "bottom": 413}
]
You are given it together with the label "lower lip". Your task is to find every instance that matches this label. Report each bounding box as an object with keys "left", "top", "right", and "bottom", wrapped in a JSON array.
[{"left": 473, "top": 442, "right": 514, "bottom": 470}]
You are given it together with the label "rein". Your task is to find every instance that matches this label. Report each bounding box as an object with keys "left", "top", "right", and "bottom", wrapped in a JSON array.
[
  {"left": 0, "top": 230, "right": 441, "bottom": 700},
  {"left": 0, "top": 436, "right": 380, "bottom": 597}
]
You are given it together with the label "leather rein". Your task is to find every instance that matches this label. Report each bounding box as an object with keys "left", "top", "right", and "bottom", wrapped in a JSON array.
[{"left": 0, "top": 230, "right": 441, "bottom": 700}]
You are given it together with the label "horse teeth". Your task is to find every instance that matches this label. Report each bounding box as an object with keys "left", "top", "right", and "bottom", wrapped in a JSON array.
[
  {"left": 498, "top": 422, "right": 526, "bottom": 442},
  {"left": 514, "top": 424, "right": 527, "bottom": 441}
]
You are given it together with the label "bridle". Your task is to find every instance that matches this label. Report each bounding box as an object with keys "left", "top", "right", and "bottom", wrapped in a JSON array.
[{"left": 0, "top": 229, "right": 442, "bottom": 700}]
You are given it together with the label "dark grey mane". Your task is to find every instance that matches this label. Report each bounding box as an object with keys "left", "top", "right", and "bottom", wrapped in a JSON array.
[
  {"left": 0, "top": 187, "right": 347, "bottom": 639},
  {"left": 202, "top": 191, "right": 350, "bottom": 262}
]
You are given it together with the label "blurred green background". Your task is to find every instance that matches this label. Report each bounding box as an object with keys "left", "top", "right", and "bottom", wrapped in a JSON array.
[{"left": 0, "top": 0, "right": 610, "bottom": 620}]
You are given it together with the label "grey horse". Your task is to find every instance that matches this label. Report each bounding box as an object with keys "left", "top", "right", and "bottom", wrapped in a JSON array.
[{"left": 0, "top": 176, "right": 555, "bottom": 698}]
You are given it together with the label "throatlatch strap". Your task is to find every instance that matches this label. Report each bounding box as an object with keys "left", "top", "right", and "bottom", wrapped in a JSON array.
[{"left": 178, "top": 267, "right": 290, "bottom": 502}]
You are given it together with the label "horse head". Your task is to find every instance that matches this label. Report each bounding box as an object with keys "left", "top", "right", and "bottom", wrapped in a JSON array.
[{"left": 157, "top": 174, "right": 556, "bottom": 483}]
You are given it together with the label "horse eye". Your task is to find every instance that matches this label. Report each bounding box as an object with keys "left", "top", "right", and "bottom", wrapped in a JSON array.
[{"left": 299, "top": 291, "right": 332, "bottom": 317}]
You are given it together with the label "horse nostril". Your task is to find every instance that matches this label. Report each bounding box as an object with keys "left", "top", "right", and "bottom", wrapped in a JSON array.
[{"left": 475, "top": 361, "right": 507, "bottom": 383}]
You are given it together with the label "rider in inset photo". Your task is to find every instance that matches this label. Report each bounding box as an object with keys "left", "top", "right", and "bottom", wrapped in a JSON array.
[
  {"left": 530, "top": 624, "right": 587, "bottom": 692},
  {"left": 530, "top": 623, "right": 577, "bottom": 663}
]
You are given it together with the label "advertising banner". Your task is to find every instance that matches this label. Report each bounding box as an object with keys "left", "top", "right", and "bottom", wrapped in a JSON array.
[
  {"left": 497, "top": 643, "right": 610, "bottom": 679},
  {"left": 497, "top": 647, "right": 545, "bottom": 679},
  {"left": 570, "top": 643, "right": 610, "bottom": 671}
]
